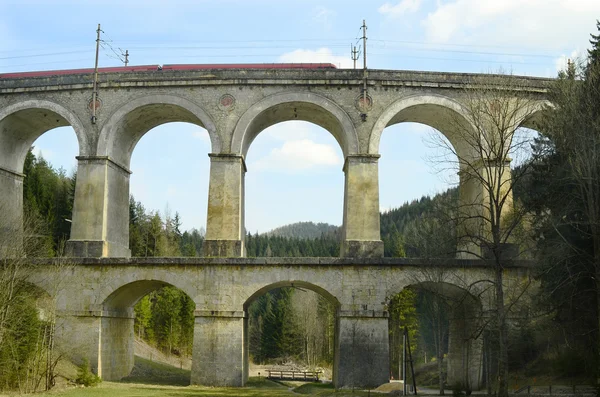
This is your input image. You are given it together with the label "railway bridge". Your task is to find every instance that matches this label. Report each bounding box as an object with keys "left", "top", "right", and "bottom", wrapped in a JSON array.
[{"left": 0, "top": 66, "right": 549, "bottom": 388}]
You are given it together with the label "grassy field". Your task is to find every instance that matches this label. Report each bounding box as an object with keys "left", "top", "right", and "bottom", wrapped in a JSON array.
[
  {"left": 44, "top": 378, "right": 384, "bottom": 397},
  {"left": 39, "top": 357, "right": 381, "bottom": 397}
]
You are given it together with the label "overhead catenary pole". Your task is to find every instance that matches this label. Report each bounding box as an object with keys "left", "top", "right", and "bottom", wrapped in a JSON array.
[
  {"left": 361, "top": 19, "right": 368, "bottom": 121},
  {"left": 91, "top": 23, "right": 101, "bottom": 124},
  {"left": 351, "top": 44, "right": 359, "bottom": 69}
]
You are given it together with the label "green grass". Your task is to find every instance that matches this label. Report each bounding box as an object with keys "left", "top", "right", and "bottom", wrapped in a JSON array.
[
  {"left": 39, "top": 357, "right": 375, "bottom": 397},
  {"left": 119, "top": 356, "right": 191, "bottom": 386},
  {"left": 48, "top": 378, "right": 294, "bottom": 397},
  {"left": 292, "top": 382, "right": 335, "bottom": 395},
  {"left": 45, "top": 378, "right": 380, "bottom": 397}
]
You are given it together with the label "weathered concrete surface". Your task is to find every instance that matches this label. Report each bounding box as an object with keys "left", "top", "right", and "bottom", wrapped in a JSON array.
[
  {"left": 0, "top": 68, "right": 552, "bottom": 259},
  {"left": 192, "top": 314, "right": 245, "bottom": 386},
  {"left": 341, "top": 154, "right": 383, "bottom": 257},
  {"left": 67, "top": 157, "right": 131, "bottom": 257},
  {"left": 0, "top": 168, "right": 23, "bottom": 256},
  {"left": 203, "top": 154, "right": 246, "bottom": 257},
  {"left": 335, "top": 316, "right": 390, "bottom": 389},
  {"left": 28, "top": 257, "right": 534, "bottom": 388}
]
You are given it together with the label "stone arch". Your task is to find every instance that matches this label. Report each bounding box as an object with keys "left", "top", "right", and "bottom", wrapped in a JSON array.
[
  {"left": 99, "top": 275, "right": 198, "bottom": 312},
  {"left": 387, "top": 280, "right": 484, "bottom": 390},
  {"left": 518, "top": 99, "right": 553, "bottom": 131},
  {"left": 231, "top": 91, "right": 359, "bottom": 158},
  {"left": 97, "top": 94, "right": 219, "bottom": 168},
  {"left": 97, "top": 278, "right": 197, "bottom": 381},
  {"left": 369, "top": 94, "right": 478, "bottom": 163},
  {"left": 243, "top": 279, "right": 340, "bottom": 309},
  {"left": 0, "top": 99, "right": 87, "bottom": 172},
  {"left": 242, "top": 280, "right": 340, "bottom": 385}
]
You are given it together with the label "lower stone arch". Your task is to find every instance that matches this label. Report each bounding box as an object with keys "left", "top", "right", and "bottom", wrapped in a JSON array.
[
  {"left": 387, "top": 280, "right": 484, "bottom": 391},
  {"left": 96, "top": 279, "right": 197, "bottom": 382},
  {"left": 242, "top": 280, "right": 341, "bottom": 386}
]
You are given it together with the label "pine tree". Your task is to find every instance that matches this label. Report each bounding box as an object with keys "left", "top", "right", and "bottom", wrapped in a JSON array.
[{"left": 588, "top": 20, "right": 600, "bottom": 66}]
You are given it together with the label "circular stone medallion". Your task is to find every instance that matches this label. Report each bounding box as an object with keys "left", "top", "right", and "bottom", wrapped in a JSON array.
[
  {"left": 88, "top": 98, "right": 102, "bottom": 111},
  {"left": 218, "top": 94, "right": 236, "bottom": 111},
  {"left": 355, "top": 94, "right": 373, "bottom": 112}
]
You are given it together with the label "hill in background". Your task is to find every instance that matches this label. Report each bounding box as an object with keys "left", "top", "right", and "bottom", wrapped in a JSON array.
[{"left": 266, "top": 221, "right": 339, "bottom": 239}]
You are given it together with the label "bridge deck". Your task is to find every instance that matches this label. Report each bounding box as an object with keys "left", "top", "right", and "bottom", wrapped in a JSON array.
[{"left": 24, "top": 256, "right": 535, "bottom": 268}]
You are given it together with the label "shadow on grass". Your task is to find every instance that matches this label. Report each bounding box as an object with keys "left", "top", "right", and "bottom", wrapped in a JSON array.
[
  {"left": 292, "top": 382, "right": 335, "bottom": 394},
  {"left": 119, "top": 355, "right": 191, "bottom": 386}
]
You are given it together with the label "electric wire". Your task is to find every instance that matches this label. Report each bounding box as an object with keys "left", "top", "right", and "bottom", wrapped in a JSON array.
[{"left": 0, "top": 33, "right": 569, "bottom": 72}]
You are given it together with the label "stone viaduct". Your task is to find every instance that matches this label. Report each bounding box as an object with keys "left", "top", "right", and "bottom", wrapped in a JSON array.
[{"left": 0, "top": 67, "right": 551, "bottom": 389}]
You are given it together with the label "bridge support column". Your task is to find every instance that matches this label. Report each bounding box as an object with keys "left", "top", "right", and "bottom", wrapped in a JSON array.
[
  {"left": 334, "top": 311, "right": 389, "bottom": 389},
  {"left": 446, "top": 306, "right": 483, "bottom": 390},
  {"left": 203, "top": 154, "right": 245, "bottom": 257},
  {"left": 55, "top": 312, "right": 101, "bottom": 375},
  {"left": 191, "top": 311, "right": 246, "bottom": 386},
  {"left": 54, "top": 310, "right": 135, "bottom": 381},
  {"left": 66, "top": 156, "right": 131, "bottom": 257},
  {"left": 0, "top": 167, "right": 24, "bottom": 256},
  {"left": 340, "top": 155, "right": 384, "bottom": 258},
  {"left": 457, "top": 159, "right": 515, "bottom": 260}
]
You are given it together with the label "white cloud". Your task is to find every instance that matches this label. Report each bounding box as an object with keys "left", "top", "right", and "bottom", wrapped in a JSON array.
[
  {"left": 279, "top": 47, "right": 354, "bottom": 69},
  {"left": 262, "top": 121, "right": 318, "bottom": 142},
  {"left": 250, "top": 139, "right": 342, "bottom": 173},
  {"left": 421, "top": 0, "right": 600, "bottom": 51},
  {"left": 379, "top": 0, "right": 422, "bottom": 16}
]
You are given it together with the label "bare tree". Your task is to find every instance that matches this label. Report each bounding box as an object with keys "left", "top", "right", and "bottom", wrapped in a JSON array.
[
  {"left": 427, "top": 73, "right": 542, "bottom": 397},
  {"left": 0, "top": 208, "right": 72, "bottom": 392}
]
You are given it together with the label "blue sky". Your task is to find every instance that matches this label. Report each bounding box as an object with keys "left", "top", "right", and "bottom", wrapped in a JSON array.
[{"left": 1, "top": 0, "right": 598, "bottom": 233}]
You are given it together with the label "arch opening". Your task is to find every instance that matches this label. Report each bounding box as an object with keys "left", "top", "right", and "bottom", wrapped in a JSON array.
[
  {"left": 128, "top": 122, "right": 211, "bottom": 257},
  {"left": 387, "top": 281, "right": 483, "bottom": 392},
  {"left": 379, "top": 119, "right": 460, "bottom": 258},
  {"left": 244, "top": 121, "right": 343, "bottom": 255},
  {"left": 0, "top": 103, "right": 80, "bottom": 258},
  {"left": 0, "top": 104, "right": 83, "bottom": 173},
  {"left": 243, "top": 281, "right": 340, "bottom": 383},
  {"left": 99, "top": 280, "right": 196, "bottom": 385},
  {"left": 232, "top": 92, "right": 358, "bottom": 159},
  {"left": 100, "top": 99, "right": 217, "bottom": 169}
]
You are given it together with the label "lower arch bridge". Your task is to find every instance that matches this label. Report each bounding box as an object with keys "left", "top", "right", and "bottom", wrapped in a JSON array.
[{"left": 29, "top": 257, "right": 533, "bottom": 390}]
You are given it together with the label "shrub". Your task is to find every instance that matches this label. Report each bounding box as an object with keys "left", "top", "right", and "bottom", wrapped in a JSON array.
[{"left": 75, "top": 359, "right": 101, "bottom": 387}]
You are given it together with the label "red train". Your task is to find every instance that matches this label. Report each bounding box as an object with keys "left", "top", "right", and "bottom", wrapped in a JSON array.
[{"left": 0, "top": 63, "right": 337, "bottom": 79}]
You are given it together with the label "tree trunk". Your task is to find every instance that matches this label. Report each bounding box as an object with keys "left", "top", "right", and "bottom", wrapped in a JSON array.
[{"left": 496, "top": 265, "right": 508, "bottom": 397}]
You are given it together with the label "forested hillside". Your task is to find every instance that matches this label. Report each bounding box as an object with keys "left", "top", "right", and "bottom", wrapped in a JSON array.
[{"left": 267, "top": 221, "right": 339, "bottom": 239}]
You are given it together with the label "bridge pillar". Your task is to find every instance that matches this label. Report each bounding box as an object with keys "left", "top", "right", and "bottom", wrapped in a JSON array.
[
  {"left": 203, "top": 154, "right": 245, "bottom": 257},
  {"left": 55, "top": 312, "right": 101, "bottom": 376},
  {"left": 334, "top": 311, "right": 389, "bottom": 389},
  {"left": 66, "top": 156, "right": 131, "bottom": 257},
  {"left": 457, "top": 158, "right": 515, "bottom": 259},
  {"left": 0, "top": 167, "right": 23, "bottom": 256},
  {"left": 191, "top": 311, "right": 246, "bottom": 386},
  {"left": 55, "top": 310, "right": 135, "bottom": 381},
  {"left": 340, "top": 155, "right": 384, "bottom": 258},
  {"left": 446, "top": 305, "right": 483, "bottom": 390}
]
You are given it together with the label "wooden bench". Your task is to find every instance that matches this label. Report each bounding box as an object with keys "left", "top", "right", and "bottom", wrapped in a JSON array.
[{"left": 266, "top": 369, "right": 322, "bottom": 381}]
